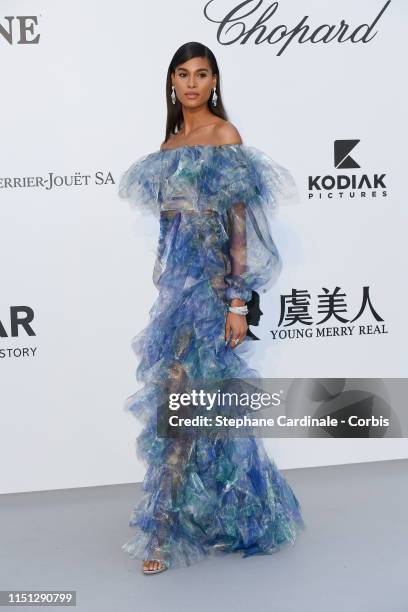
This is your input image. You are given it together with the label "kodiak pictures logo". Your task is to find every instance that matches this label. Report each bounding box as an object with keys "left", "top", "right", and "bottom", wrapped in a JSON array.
[{"left": 308, "top": 139, "right": 388, "bottom": 201}]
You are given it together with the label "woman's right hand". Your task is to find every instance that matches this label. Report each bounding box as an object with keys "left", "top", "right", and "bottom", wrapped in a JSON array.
[{"left": 225, "top": 311, "right": 248, "bottom": 349}]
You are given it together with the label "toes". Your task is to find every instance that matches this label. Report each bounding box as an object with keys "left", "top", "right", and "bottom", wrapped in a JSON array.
[
  {"left": 143, "top": 558, "right": 165, "bottom": 572},
  {"left": 143, "top": 560, "right": 160, "bottom": 571}
]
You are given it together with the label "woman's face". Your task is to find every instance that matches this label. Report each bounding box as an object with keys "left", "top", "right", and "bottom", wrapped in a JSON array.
[{"left": 171, "top": 57, "right": 216, "bottom": 107}]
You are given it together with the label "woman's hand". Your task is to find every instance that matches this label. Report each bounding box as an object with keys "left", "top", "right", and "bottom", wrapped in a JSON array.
[{"left": 225, "top": 312, "right": 248, "bottom": 349}]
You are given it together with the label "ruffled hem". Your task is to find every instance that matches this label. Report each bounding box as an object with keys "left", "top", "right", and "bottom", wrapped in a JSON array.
[{"left": 122, "top": 434, "right": 305, "bottom": 569}]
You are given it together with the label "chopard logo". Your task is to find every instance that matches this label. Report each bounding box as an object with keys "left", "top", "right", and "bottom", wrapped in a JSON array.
[
  {"left": 203, "top": 0, "right": 391, "bottom": 54},
  {"left": 0, "top": 16, "right": 40, "bottom": 45}
]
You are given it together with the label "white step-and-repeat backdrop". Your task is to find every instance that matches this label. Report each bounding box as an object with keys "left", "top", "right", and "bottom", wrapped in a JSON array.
[{"left": 1, "top": 0, "right": 407, "bottom": 494}]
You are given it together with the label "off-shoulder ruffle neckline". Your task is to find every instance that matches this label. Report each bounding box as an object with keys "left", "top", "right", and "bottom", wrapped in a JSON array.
[{"left": 158, "top": 143, "right": 244, "bottom": 154}]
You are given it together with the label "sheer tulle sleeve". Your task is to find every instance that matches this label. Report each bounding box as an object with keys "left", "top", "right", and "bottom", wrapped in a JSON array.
[
  {"left": 117, "top": 151, "right": 162, "bottom": 219},
  {"left": 223, "top": 202, "right": 252, "bottom": 302},
  {"left": 205, "top": 145, "right": 298, "bottom": 302},
  {"left": 222, "top": 197, "right": 282, "bottom": 302}
]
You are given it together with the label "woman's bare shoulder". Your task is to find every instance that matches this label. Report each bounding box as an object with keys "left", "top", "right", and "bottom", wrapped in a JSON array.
[
  {"left": 213, "top": 120, "right": 243, "bottom": 146},
  {"left": 159, "top": 120, "right": 242, "bottom": 149}
]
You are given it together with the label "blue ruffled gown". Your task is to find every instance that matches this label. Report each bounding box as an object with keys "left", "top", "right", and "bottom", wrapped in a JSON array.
[{"left": 118, "top": 143, "right": 305, "bottom": 569}]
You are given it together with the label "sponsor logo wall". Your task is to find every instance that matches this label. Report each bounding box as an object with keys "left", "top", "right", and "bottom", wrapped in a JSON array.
[{"left": 0, "top": 0, "right": 406, "bottom": 494}]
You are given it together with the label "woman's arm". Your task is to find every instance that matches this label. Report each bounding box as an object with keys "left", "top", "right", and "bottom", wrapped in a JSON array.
[
  {"left": 224, "top": 200, "right": 253, "bottom": 304},
  {"left": 224, "top": 201, "right": 250, "bottom": 347},
  {"left": 212, "top": 122, "right": 250, "bottom": 347}
]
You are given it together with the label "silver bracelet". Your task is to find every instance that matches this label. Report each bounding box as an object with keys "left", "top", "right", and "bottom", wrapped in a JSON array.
[{"left": 228, "top": 305, "right": 248, "bottom": 315}]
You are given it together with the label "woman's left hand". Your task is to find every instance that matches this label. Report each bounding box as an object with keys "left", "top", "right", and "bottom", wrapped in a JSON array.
[{"left": 225, "top": 312, "right": 248, "bottom": 349}]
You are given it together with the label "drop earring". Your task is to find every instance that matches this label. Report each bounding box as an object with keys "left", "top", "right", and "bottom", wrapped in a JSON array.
[
  {"left": 211, "top": 86, "right": 218, "bottom": 107},
  {"left": 171, "top": 85, "right": 176, "bottom": 105}
]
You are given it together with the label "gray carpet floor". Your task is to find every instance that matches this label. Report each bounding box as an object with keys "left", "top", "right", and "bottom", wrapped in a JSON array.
[{"left": 1, "top": 458, "right": 407, "bottom": 612}]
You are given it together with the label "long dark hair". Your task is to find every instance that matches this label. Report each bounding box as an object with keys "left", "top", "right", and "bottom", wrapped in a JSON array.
[{"left": 164, "top": 42, "right": 228, "bottom": 144}]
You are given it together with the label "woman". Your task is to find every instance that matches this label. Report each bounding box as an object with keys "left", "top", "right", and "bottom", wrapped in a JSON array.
[{"left": 119, "top": 41, "right": 305, "bottom": 575}]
